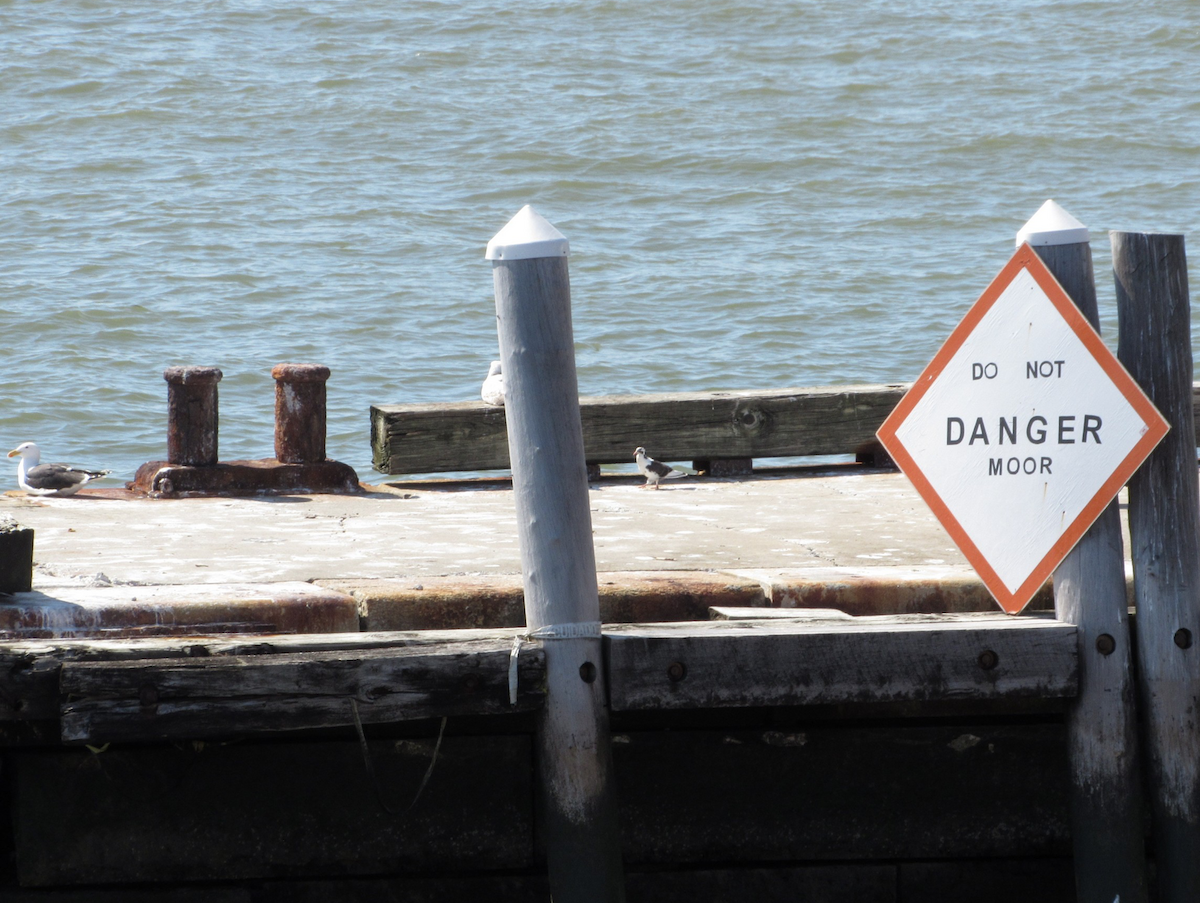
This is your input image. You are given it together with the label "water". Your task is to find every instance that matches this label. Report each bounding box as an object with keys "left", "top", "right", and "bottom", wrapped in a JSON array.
[{"left": 2, "top": 0, "right": 1198, "bottom": 483}]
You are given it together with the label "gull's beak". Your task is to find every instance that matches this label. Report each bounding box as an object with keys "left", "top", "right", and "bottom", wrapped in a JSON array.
[{"left": 7, "top": 449, "right": 19, "bottom": 458}]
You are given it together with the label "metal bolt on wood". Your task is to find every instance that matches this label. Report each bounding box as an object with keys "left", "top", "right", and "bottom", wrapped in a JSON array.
[
  {"left": 272, "top": 363, "right": 330, "bottom": 464},
  {"left": 163, "top": 366, "right": 223, "bottom": 466}
]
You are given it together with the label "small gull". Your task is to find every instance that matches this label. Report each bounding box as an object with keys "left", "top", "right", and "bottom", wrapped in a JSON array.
[
  {"left": 634, "top": 446, "right": 686, "bottom": 489},
  {"left": 7, "top": 442, "right": 112, "bottom": 497},
  {"left": 481, "top": 361, "right": 505, "bottom": 406}
]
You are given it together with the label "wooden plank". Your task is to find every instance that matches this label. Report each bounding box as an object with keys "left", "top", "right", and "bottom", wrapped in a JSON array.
[
  {"left": 0, "top": 628, "right": 531, "bottom": 727},
  {"left": 59, "top": 638, "right": 546, "bottom": 744},
  {"left": 604, "top": 614, "right": 1077, "bottom": 711},
  {"left": 11, "top": 735, "right": 534, "bottom": 885},
  {"left": 372, "top": 382, "right": 1200, "bottom": 475},
  {"left": 898, "top": 859, "right": 1074, "bottom": 903},
  {"left": 371, "top": 384, "right": 908, "bottom": 474},
  {"left": 611, "top": 723, "right": 1071, "bottom": 861},
  {"left": 625, "top": 865, "right": 895, "bottom": 902}
]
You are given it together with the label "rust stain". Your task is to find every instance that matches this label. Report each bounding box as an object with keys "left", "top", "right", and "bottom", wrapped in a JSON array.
[
  {"left": 768, "top": 573, "right": 1054, "bottom": 616},
  {"left": 322, "top": 571, "right": 768, "bottom": 631}
]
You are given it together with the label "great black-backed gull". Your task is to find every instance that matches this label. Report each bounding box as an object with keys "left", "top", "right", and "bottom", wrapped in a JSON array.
[
  {"left": 481, "top": 361, "right": 505, "bottom": 406},
  {"left": 7, "top": 442, "right": 112, "bottom": 496},
  {"left": 634, "top": 447, "right": 686, "bottom": 489}
]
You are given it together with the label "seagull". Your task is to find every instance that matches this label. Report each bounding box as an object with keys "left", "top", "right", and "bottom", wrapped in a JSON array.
[
  {"left": 7, "top": 442, "right": 112, "bottom": 496},
  {"left": 481, "top": 360, "right": 505, "bottom": 406},
  {"left": 634, "top": 446, "right": 686, "bottom": 489}
]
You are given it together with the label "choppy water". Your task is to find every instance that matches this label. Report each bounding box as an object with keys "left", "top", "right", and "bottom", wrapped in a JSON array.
[{"left": 2, "top": 0, "right": 1198, "bottom": 482}]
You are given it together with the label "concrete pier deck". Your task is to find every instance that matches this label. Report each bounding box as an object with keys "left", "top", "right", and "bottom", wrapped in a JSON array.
[{"left": 0, "top": 467, "right": 1112, "bottom": 638}]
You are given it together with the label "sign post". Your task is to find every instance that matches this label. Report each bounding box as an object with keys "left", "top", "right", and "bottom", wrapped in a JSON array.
[
  {"left": 1026, "top": 202, "right": 1150, "bottom": 903},
  {"left": 876, "top": 218, "right": 1167, "bottom": 613},
  {"left": 879, "top": 201, "right": 1164, "bottom": 901}
]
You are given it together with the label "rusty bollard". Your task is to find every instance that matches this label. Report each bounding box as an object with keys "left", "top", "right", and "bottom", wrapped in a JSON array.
[
  {"left": 272, "top": 363, "right": 329, "bottom": 464},
  {"left": 164, "top": 366, "right": 222, "bottom": 466}
]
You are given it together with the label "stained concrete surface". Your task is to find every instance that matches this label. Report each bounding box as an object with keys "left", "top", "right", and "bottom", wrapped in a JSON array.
[
  {"left": 3, "top": 470, "right": 967, "bottom": 588},
  {"left": 0, "top": 469, "right": 1131, "bottom": 636}
]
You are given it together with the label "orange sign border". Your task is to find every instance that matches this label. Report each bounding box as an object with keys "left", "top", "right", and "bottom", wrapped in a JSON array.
[{"left": 877, "top": 243, "right": 1169, "bottom": 614}]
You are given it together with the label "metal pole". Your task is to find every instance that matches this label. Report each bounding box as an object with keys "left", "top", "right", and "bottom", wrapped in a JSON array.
[
  {"left": 487, "top": 206, "right": 625, "bottom": 903},
  {"left": 1019, "top": 201, "right": 1149, "bottom": 903},
  {"left": 1112, "top": 230, "right": 1200, "bottom": 903}
]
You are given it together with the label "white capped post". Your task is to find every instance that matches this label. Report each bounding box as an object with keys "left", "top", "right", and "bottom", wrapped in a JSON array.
[
  {"left": 486, "top": 204, "right": 570, "bottom": 261},
  {"left": 1015, "top": 199, "right": 1090, "bottom": 247},
  {"left": 487, "top": 206, "right": 625, "bottom": 903},
  {"left": 1020, "top": 201, "right": 1149, "bottom": 903}
]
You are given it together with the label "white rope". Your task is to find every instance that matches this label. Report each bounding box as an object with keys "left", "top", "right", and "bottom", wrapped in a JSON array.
[{"left": 509, "top": 620, "right": 602, "bottom": 704}]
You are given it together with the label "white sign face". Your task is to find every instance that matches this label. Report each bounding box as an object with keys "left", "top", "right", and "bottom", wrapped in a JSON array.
[{"left": 878, "top": 244, "right": 1168, "bottom": 613}]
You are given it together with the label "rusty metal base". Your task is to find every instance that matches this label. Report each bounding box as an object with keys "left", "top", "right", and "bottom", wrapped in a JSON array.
[{"left": 129, "top": 459, "right": 362, "bottom": 498}]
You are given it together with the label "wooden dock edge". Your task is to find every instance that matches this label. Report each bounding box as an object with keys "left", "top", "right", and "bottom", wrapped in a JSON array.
[{"left": 0, "top": 613, "right": 1077, "bottom": 747}]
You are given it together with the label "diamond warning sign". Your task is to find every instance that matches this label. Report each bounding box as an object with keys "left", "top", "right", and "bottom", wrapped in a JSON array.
[{"left": 877, "top": 243, "right": 1168, "bottom": 613}]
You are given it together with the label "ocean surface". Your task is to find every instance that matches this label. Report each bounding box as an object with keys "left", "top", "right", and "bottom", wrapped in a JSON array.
[{"left": 2, "top": 0, "right": 1198, "bottom": 483}]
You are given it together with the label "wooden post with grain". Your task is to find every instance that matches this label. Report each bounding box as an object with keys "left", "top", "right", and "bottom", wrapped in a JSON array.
[
  {"left": 487, "top": 206, "right": 626, "bottom": 903},
  {"left": 1021, "top": 202, "right": 1149, "bottom": 902},
  {"left": 1113, "top": 230, "right": 1200, "bottom": 903}
]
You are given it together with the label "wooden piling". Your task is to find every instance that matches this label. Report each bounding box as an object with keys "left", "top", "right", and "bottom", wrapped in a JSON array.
[
  {"left": 1022, "top": 202, "right": 1149, "bottom": 902},
  {"left": 487, "top": 206, "right": 625, "bottom": 903},
  {"left": 1113, "top": 230, "right": 1200, "bottom": 903}
]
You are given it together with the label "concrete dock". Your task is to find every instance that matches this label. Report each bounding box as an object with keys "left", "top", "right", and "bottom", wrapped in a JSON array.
[{"left": 0, "top": 466, "right": 1113, "bottom": 638}]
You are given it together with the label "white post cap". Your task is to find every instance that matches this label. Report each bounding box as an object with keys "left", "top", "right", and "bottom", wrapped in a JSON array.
[
  {"left": 1015, "top": 199, "right": 1089, "bottom": 247},
  {"left": 485, "top": 205, "right": 570, "bottom": 261}
]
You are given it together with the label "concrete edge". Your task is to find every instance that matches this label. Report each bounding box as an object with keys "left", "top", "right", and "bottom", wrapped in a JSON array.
[
  {"left": 0, "top": 582, "right": 359, "bottom": 640},
  {"left": 3, "top": 562, "right": 1132, "bottom": 640}
]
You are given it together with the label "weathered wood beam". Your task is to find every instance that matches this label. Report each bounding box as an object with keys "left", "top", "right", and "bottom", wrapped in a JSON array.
[
  {"left": 13, "top": 736, "right": 535, "bottom": 886},
  {"left": 59, "top": 637, "right": 546, "bottom": 745},
  {"left": 370, "top": 383, "right": 1200, "bottom": 476},
  {"left": 605, "top": 614, "right": 1077, "bottom": 711},
  {"left": 371, "top": 385, "right": 908, "bottom": 474},
  {"left": 0, "top": 628, "right": 532, "bottom": 728},
  {"left": 9, "top": 725, "right": 1070, "bottom": 887},
  {"left": 4, "top": 615, "right": 1082, "bottom": 746}
]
